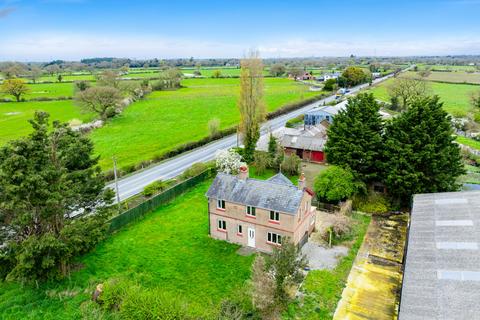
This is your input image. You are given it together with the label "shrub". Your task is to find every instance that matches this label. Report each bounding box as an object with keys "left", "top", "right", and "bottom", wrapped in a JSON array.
[
  {"left": 353, "top": 191, "right": 390, "bottom": 214},
  {"left": 281, "top": 154, "right": 301, "bottom": 176},
  {"left": 314, "top": 166, "right": 357, "bottom": 203},
  {"left": 323, "top": 214, "right": 353, "bottom": 246},
  {"left": 180, "top": 162, "right": 209, "bottom": 180},
  {"left": 216, "top": 149, "right": 245, "bottom": 175},
  {"left": 99, "top": 278, "right": 191, "bottom": 319},
  {"left": 253, "top": 151, "right": 270, "bottom": 175},
  {"left": 208, "top": 118, "right": 220, "bottom": 138},
  {"left": 285, "top": 115, "right": 304, "bottom": 128},
  {"left": 143, "top": 180, "right": 167, "bottom": 197}
]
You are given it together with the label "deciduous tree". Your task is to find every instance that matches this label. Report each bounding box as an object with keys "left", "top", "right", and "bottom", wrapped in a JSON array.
[
  {"left": 75, "top": 86, "right": 123, "bottom": 121},
  {"left": 1, "top": 79, "right": 29, "bottom": 102},
  {"left": 238, "top": 51, "right": 265, "bottom": 162},
  {"left": 265, "top": 239, "right": 307, "bottom": 308},
  {"left": 269, "top": 63, "right": 286, "bottom": 77},
  {"left": 28, "top": 66, "right": 43, "bottom": 84},
  {"left": 382, "top": 96, "right": 465, "bottom": 201},
  {"left": 387, "top": 77, "right": 430, "bottom": 110},
  {"left": 341, "top": 66, "right": 370, "bottom": 87},
  {"left": 314, "top": 166, "right": 358, "bottom": 203},
  {"left": 325, "top": 93, "right": 384, "bottom": 183},
  {"left": 470, "top": 90, "right": 480, "bottom": 112}
]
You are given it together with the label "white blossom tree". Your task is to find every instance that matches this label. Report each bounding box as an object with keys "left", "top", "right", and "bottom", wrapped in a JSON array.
[{"left": 215, "top": 149, "right": 245, "bottom": 174}]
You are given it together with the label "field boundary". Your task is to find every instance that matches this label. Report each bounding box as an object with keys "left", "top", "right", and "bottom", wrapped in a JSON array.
[
  {"left": 108, "top": 168, "right": 214, "bottom": 232},
  {"left": 105, "top": 92, "right": 329, "bottom": 180}
]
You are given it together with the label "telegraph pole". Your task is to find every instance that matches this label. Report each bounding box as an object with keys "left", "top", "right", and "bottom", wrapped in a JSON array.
[{"left": 113, "top": 156, "right": 121, "bottom": 204}]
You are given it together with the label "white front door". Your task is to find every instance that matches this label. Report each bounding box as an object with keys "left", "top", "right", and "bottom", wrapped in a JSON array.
[{"left": 248, "top": 228, "right": 256, "bottom": 248}]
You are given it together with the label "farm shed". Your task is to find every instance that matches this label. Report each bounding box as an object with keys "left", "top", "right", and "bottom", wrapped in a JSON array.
[{"left": 400, "top": 190, "right": 480, "bottom": 319}]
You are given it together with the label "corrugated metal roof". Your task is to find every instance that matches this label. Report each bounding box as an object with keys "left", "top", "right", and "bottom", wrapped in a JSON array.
[
  {"left": 400, "top": 191, "right": 480, "bottom": 320},
  {"left": 282, "top": 134, "right": 326, "bottom": 151},
  {"left": 205, "top": 173, "right": 304, "bottom": 215}
]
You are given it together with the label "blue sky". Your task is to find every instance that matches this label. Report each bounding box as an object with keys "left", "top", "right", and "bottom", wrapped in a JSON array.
[{"left": 0, "top": 0, "right": 479, "bottom": 60}]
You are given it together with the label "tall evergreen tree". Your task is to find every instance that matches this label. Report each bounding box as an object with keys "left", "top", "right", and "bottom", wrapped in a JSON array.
[
  {"left": 0, "top": 112, "right": 113, "bottom": 282},
  {"left": 325, "top": 93, "right": 384, "bottom": 182},
  {"left": 382, "top": 95, "right": 465, "bottom": 201}
]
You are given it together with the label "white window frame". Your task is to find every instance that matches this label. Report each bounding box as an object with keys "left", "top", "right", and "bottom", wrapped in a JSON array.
[
  {"left": 270, "top": 210, "right": 280, "bottom": 222},
  {"left": 217, "top": 199, "right": 225, "bottom": 210},
  {"left": 267, "top": 232, "right": 282, "bottom": 245},
  {"left": 217, "top": 219, "right": 226, "bottom": 230},
  {"left": 237, "top": 224, "right": 243, "bottom": 235},
  {"left": 246, "top": 206, "right": 256, "bottom": 217}
]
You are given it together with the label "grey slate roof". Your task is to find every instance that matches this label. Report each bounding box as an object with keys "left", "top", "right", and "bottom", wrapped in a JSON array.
[
  {"left": 282, "top": 134, "right": 326, "bottom": 151},
  {"left": 400, "top": 191, "right": 480, "bottom": 320},
  {"left": 267, "top": 173, "right": 295, "bottom": 186},
  {"left": 205, "top": 172, "right": 303, "bottom": 215}
]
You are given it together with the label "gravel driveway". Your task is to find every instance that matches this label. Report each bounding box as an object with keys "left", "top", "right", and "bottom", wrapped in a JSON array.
[{"left": 302, "top": 241, "right": 348, "bottom": 270}]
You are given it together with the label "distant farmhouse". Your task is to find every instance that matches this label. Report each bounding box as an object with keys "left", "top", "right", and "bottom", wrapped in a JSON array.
[
  {"left": 282, "top": 124, "right": 328, "bottom": 163},
  {"left": 316, "top": 72, "right": 341, "bottom": 82},
  {"left": 206, "top": 167, "right": 316, "bottom": 253},
  {"left": 289, "top": 71, "right": 315, "bottom": 81}
]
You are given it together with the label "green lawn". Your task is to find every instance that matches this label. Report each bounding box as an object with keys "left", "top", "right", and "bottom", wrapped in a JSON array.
[
  {"left": 284, "top": 213, "right": 371, "bottom": 319},
  {"left": 0, "top": 180, "right": 254, "bottom": 319},
  {"left": 90, "top": 78, "right": 323, "bottom": 170},
  {"left": 367, "top": 79, "right": 477, "bottom": 116},
  {"left": 0, "top": 100, "right": 94, "bottom": 145}
]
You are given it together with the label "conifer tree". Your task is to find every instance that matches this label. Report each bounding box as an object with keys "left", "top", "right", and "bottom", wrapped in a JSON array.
[
  {"left": 382, "top": 96, "right": 465, "bottom": 200},
  {"left": 325, "top": 93, "right": 384, "bottom": 182}
]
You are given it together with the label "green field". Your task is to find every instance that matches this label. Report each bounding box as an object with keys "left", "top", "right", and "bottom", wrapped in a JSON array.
[
  {"left": 0, "top": 100, "right": 93, "bottom": 145},
  {"left": 406, "top": 70, "right": 480, "bottom": 84},
  {"left": 416, "top": 64, "right": 479, "bottom": 72},
  {"left": 0, "top": 78, "right": 323, "bottom": 170},
  {"left": 456, "top": 135, "right": 480, "bottom": 150},
  {"left": 90, "top": 77, "right": 323, "bottom": 170},
  {"left": 367, "top": 78, "right": 477, "bottom": 116},
  {"left": 0, "top": 180, "right": 254, "bottom": 319},
  {"left": 0, "top": 82, "right": 75, "bottom": 100}
]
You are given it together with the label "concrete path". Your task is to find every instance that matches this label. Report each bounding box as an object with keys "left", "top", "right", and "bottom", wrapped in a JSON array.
[{"left": 333, "top": 213, "right": 409, "bottom": 320}]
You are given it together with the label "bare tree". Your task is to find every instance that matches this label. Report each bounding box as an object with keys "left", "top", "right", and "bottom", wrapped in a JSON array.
[
  {"left": 97, "top": 70, "right": 121, "bottom": 88},
  {"left": 387, "top": 77, "right": 430, "bottom": 110},
  {"left": 75, "top": 86, "right": 123, "bottom": 121},
  {"left": 28, "top": 66, "right": 43, "bottom": 84},
  {"left": 238, "top": 50, "right": 265, "bottom": 162},
  {"left": 208, "top": 118, "right": 220, "bottom": 138}
]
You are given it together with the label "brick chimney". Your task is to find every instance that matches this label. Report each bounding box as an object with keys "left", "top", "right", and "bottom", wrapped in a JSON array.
[
  {"left": 298, "top": 172, "right": 306, "bottom": 190},
  {"left": 238, "top": 165, "right": 249, "bottom": 181}
]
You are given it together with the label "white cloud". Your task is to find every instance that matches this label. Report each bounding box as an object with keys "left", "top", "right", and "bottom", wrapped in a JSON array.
[{"left": 0, "top": 32, "right": 479, "bottom": 61}]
